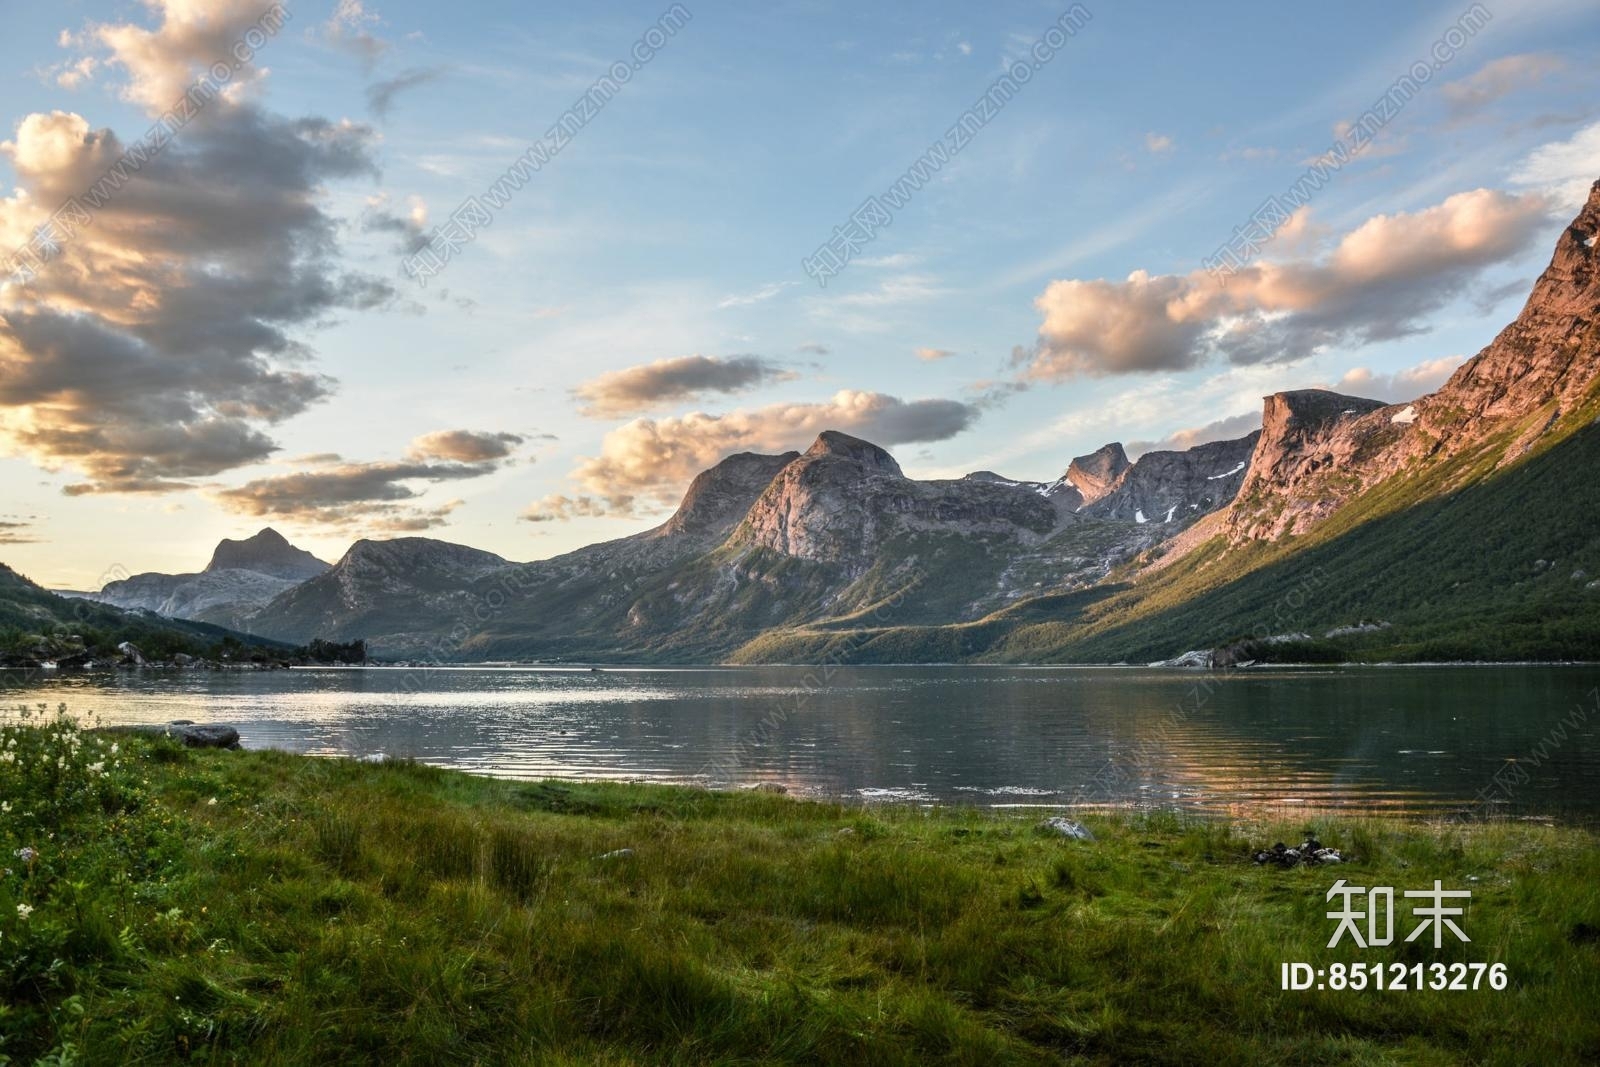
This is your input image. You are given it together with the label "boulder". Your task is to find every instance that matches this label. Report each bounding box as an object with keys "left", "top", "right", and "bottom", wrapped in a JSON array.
[
  {"left": 124, "top": 721, "right": 241, "bottom": 749},
  {"left": 1039, "top": 816, "right": 1095, "bottom": 841}
]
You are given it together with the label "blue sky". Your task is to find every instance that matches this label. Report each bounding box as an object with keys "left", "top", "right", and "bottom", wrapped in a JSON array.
[{"left": 1, "top": 0, "right": 1597, "bottom": 585}]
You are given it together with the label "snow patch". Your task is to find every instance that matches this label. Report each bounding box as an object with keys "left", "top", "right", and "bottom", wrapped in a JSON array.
[
  {"left": 1207, "top": 461, "right": 1246, "bottom": 480},
  {"left": 1391, "top": 404, "right": 1417, "bottom": 425},
  {"left": 1586, "top": 235, "right": 1597, "bottom": 249},
  {"left": 1134, "top": 509, "right": 1147, "bottom": 524},
  {"left": 1163, "top": 505, "right": 1176, "bottom": 523}
]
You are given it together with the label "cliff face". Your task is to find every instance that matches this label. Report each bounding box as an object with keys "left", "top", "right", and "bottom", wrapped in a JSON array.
[
  {"left": 736, "top": 432, "right": 1056, "bottom": 567},
  {"left": 1064, "top": 443, "right": 1130, "bottom": 505},
  {"left": 1224, "top": 391, "right": 1390, "bottom": 540},
  {"left": 651, "top": 451, "right": 799, "bottom": 546},
  {"left": 1434, "top": 180, "right": 1600, "bottom": 423},
  {"left": 205, "top": 528, "right": 330, "bottom": 582},
  {"left": 1086, "top": 433, "right": 1261, "bottom": 525}
]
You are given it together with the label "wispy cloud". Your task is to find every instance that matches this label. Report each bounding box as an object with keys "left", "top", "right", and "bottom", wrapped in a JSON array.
[
  {"left": 368, "top": 66, "right": 445, "bottom": 118},
  {"left": 716, "top": 280, "right": 796, "bottom": 309}
]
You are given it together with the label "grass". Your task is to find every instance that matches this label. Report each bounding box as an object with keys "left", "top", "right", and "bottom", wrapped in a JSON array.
[{"left": 3, "top": 709, "right": 1599, "bottom": 1064}]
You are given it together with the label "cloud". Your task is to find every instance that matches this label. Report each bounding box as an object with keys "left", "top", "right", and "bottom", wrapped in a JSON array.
[
  {"left": 834, "top": 274, "right": 943, "bottom": 306},
  {"left": 321, "top": 0, "right": 388, "bottom": 68},
  {"left": 1442, "top": 53, "right": 1564, "bottom": 121},
  {"left": 545, "top": 390, "right": 980, "bottom": 516},
  {"left": 211, "top": 454, "right": 498, "bottom": 528},
  {"left": 1127, "top": 411, "right": 1262, "bottom": 457},
  {"left": 406, "top": 429, "right": 525, "bottom": 462},
  {"left": 1144, "top": 132, "right": 1175, "bottom": 154},
  {"left": 0, "top": 93, "right": 390, "bottom": 493},
  {"left": 86, "top": 0, "right": 281, "bottom": 111},
  {"left": 854, "top": 252, "right": 920, "bottom": 268},
  {"left": 362, "top": 194, "right": 431, "bottom": 253},
  {"left": 1330, "top": 356, "right": 1466, "bottom": 403},
  {"left": 367, "top": 66, "right": 444, "bottom": 118},
  {"left": 796, "top": 342, "right": 830, "bottom": 355},
  {"left": 1018, "top": 188, "right": 1553, "bottom": 379},
  {"left": 520, "top": 494, "right": 617, "bottom": 523},
  {"left": 716, "top": 281, "right": 795, "bottom": 309},
  {"left": 52, "top": 56, "right": 99, "bottom": 91},
  {"left": 915, "top": 347, "right": 956, "bottom": 361},
  {"left": 1511, "top": 120, "right": 1600, "bottom": 210},
  {"left": 573, "top": 354, "right": 796, "bottom": 418},
  {"left": 0, "top": 519, "right": 40, "bottom": 545}
]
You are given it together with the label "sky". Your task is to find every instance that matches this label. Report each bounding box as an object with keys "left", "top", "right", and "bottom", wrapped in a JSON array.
[{"left": 1, "top": 0, "right": 1598, "bottom": 587}]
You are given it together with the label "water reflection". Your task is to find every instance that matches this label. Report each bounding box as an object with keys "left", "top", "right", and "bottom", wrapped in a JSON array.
[{"left": 9, "top": 665, "right": 1597, "bottom": 819}]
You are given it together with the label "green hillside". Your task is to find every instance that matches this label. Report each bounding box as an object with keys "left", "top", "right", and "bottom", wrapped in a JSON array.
[{"left": 0, "top": 564, "right": 287, "bottom": 667}]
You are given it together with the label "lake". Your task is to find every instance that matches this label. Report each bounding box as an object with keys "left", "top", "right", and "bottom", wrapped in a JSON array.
[{"left": 6, "top": 664, "right": 1597, "bottom": 819}]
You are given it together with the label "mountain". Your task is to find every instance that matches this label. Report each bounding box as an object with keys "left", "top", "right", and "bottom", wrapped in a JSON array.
[
  {"left": 0, "top": 562, "right": 285, "bottom": 667},
  {"left": 242, "top": 538, "right": 509, "bottom": 648},
  {"left": 205, "top": 528, "right": 329, "bottom": 581},
  {"left": 83, "top": 528, "right": 330, "bottom": 630},
  {"left": 242, "top": 423, "right": 1261, "bottom": 658}
]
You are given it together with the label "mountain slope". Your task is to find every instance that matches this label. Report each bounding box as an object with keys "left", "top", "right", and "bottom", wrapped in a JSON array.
[
  {"left": 244, "top": 538, "right": 510, "bottom": 649},
  {"left": 0, "top": 563, "right": 286, "bottom": 666},
  {"left": 86, "top": 528, "right": 330, "bottom": 630}
]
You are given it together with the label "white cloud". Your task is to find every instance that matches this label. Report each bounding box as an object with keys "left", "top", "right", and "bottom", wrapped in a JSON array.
[
  {"left": 1511, "top": 120, "right": 1600, "bottom": 210},
  {"left": 1144, "top": 132, "right": 1175, "bottom": 154},
  {"left": 716, "top": 281, "right": 795, "bottom": 309},
  {"left": 1019, "top": 188, "right": 1553, "bottom": 378},
  {"left": 1330, "top": 356, "right": 1466, "bottom": 403}
]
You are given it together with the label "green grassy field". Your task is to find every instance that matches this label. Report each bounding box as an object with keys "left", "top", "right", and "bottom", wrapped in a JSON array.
[{"left": 3, "top": 707, "right": 1598, "bottom": 1065}]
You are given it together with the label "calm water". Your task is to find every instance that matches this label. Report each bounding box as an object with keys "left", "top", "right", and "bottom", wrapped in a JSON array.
[{"left": 7, "top": 665, "right": 1598, "bottom": 819}]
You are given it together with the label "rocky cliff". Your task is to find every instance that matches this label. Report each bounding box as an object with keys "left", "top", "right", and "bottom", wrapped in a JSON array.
[
  {"left": 1064, "top": 442, "right": 1130, "bottom": 505},
  {"left": 205, "top": 528, "right": 330, "bottom": 582}
]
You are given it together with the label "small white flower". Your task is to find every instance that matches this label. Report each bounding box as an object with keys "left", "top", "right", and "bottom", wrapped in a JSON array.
[
  {"left": 14, "top": 847, "right": 36, "bottom": 864},
  {"left": 207, "top": 797, "right": 218, "bottom": 806},
  {"left": 15, "top": 903, "right": 32, "bottom": 920}
]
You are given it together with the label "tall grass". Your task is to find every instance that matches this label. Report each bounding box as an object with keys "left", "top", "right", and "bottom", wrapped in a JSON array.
[{"left": 1, "top": 710, "right": 1597, "bottom": 1063}]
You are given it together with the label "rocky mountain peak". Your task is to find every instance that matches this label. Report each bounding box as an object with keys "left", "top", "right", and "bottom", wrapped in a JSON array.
[
  {"left": 204, "top": 528, "right": 329, "bottom": 582},
  {"left": 1065, "top": 442, "right": 1131, "bottom": 504},
  {"left": 654, "top": 450, "right": 799, "bottom": 543},
  {"left": 1260, "top": 389, "right": 1385, "bottom": 442},
  {"left": 1084, "top": 433, "right": 1261, "bottom": 524},
  {"left": 1433, "top": 179, "right": 1600, "bottom": 422},
  {"left": 804, "top": 430, "right": 904, "bottom": 476}
]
